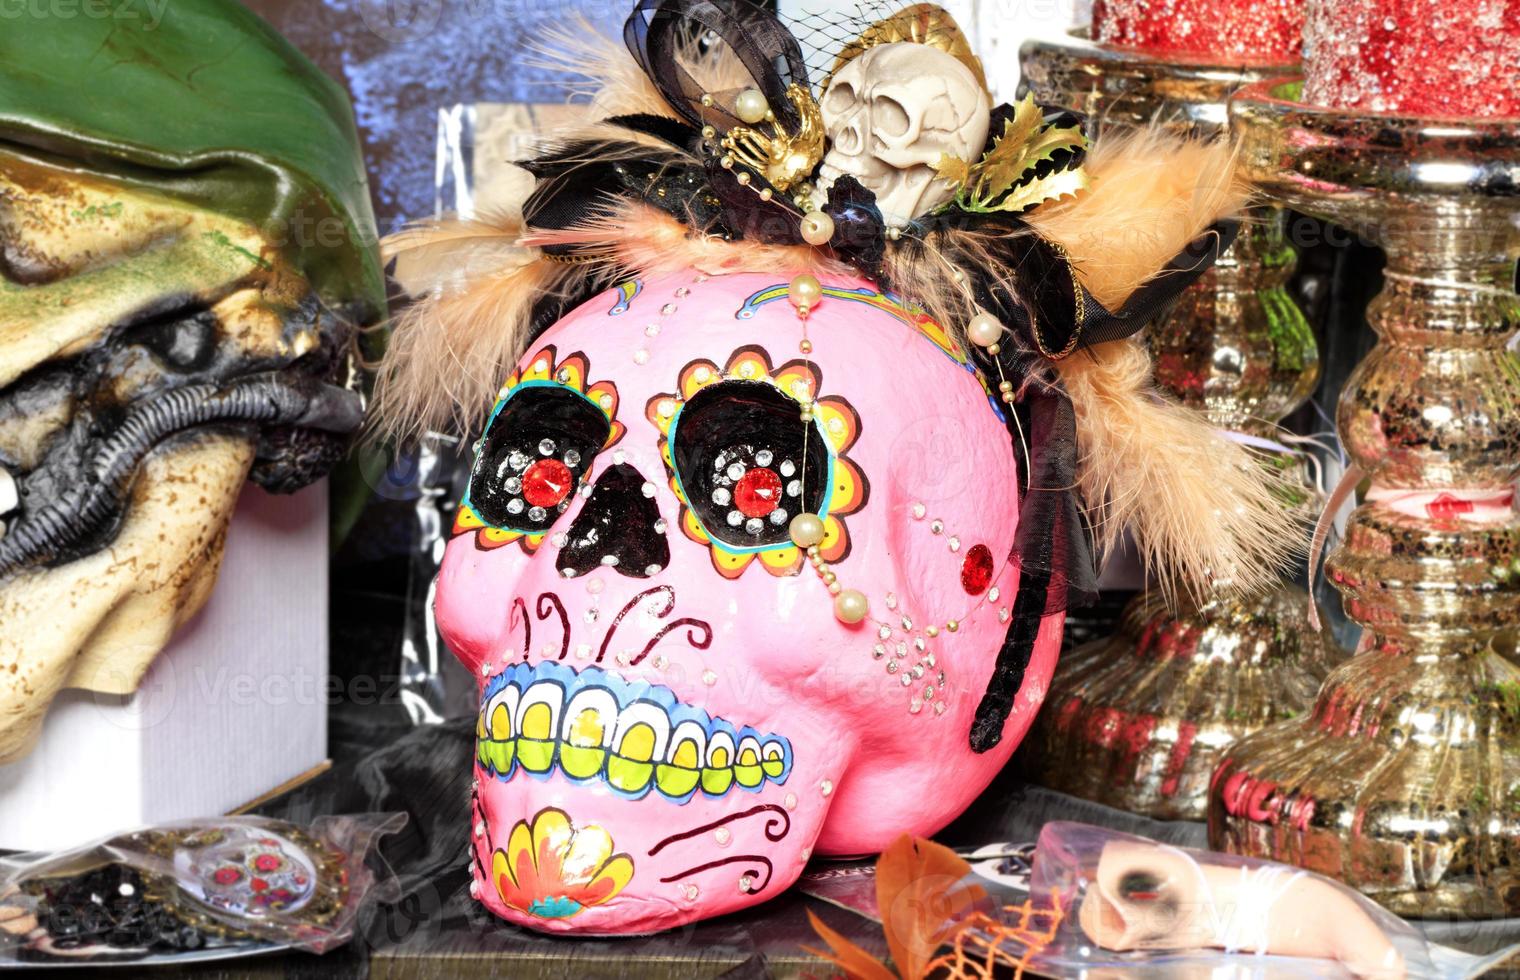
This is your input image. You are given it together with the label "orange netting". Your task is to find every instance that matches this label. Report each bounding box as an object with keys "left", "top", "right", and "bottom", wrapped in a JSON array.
[{"left": 924, "top": 890, "right": 1065, "bottom": 980}]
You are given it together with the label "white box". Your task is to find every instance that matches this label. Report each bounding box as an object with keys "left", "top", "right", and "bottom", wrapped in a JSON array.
[{"left": 0, "top": 483, "right": 330, "bottom": 851}]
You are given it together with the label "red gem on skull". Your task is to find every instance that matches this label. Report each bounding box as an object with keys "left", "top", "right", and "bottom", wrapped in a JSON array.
[
  {"left": 213, "top": 867, "right": 242, "bottom": 885},
  {"left": 250, "top": 877, "right": 269, "bottom": 892},
  {"left": 253, "top": 854, "right": 282, "bottom": 872},
  {"left": 961, "top": 544, "right": 994, "bottom": 595},
  {"left": 522, "top": 458, "right": 574, "bottom": 508},
  {"left": 734, "top": 467, "right": 783, "bottom": 518}
]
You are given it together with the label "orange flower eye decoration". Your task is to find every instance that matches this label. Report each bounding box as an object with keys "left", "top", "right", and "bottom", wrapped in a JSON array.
[{"left": 646, "top": 345, "right": 867, "bottom": 579}]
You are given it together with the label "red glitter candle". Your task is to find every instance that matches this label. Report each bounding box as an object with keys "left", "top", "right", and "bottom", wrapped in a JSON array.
[
  {"left": 1303, "top": 0, "right": 1520, "bottom": 118},
  {"left": 1091, "top": 0, "right": 1305, "bottom": 64}
]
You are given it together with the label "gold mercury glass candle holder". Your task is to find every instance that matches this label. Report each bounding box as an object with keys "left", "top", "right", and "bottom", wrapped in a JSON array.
[
  {"left": 1208, "top": 79, "right": 1520, "bottom": 918},
  {"left": 1018, "top": 32, "right": 1341, "bottom": 821}
]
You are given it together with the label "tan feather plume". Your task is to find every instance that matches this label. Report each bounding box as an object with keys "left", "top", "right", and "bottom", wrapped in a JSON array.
[
  {"left": 1056, "top": 340, "right": 1300, "bottom": 599},
  {"left": 530, "top": 20, "right": 675, "bottom": 122},
  {"left": 520, "top": 199, "right": 854, "bottom": 280},
  {"left": 1023, "top": 125, "right": 1248, "bottom": 308},
  {"left": 1029, "top": 128, "right": 1299, "bottom": 599},
  {"left": 369, "top": 207, "right": 585, "bottom": 445},
  {"left": 532, "top": 18, "right": 754, "bottom": 124}
]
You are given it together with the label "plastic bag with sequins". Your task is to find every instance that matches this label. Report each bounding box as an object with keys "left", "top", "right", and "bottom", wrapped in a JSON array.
[
  {"left": 0, "top": 813, "right": 405, "bottom": 964},
  {"left": 999, "top": 822, "right": 1519, "bottom": 980}
]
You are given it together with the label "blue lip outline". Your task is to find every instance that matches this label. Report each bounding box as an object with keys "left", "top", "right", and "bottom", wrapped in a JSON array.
[{"left": 477, "top": 661, "right": 794, "bottom": 804}]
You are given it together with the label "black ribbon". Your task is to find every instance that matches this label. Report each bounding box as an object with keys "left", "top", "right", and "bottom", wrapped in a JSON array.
[
  {"left": 967, "top": 385, "right": 1094, "bottom": 752},
  {"left": 624, "top": 0, "right": 811, "bottom": 132}
]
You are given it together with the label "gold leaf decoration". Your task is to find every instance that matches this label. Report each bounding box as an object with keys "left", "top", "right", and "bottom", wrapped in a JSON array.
[
  {"left": 931, "top": 153, "right": 973, "bottom": 189},
  {"left": 827, "top": 3, "right": 988, "bottom": 96},
  {"left": 996, "top": 165, "right": 1091, "bottom": 215},
  {"left": 954, "top": 94, "right": 1089, "bottom": 214}
]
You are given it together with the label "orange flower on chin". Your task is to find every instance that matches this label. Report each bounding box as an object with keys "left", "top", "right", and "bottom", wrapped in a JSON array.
[{"left": 492, "top": 807, "right": 634, "bottom": 919}]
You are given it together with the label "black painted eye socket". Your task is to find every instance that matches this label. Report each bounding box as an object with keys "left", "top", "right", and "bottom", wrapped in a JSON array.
[
  {"left": 671, "top": 380, "right": 828, "bottom": 549},
  {"left": 468, "top": 385, "right": 610, "bottom": 531}
]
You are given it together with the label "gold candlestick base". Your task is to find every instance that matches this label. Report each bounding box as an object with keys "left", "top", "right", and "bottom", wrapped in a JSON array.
[
  {"left": 1207, "top": 80, "right": 1520, "bottom": 918},
  {"left": 1034, "top": 586, "right": 1338, "bottom": 820},
  {"left": 1019, "top": 34, "right": 1329, "bottom": 820}
]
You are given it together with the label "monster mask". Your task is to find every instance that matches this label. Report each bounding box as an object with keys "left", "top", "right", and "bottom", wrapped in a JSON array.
[
  {"left": 0, "top": 1, "right": 384, "bottom": 761},
  {"left": 378, "top": 0, "right": 1297, "bottom": 936}
]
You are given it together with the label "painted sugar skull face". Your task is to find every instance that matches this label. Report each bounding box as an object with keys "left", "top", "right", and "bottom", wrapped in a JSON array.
[{"left": 439, "top": 270, "right": 1064, "bottom": 933}]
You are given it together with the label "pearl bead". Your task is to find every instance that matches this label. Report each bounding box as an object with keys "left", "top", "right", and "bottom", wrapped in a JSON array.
[
  {"left": 735, "top": 171, "right": 750, "bottom": 186},
  {"left": 735, "top": 88, "right": 769, "bottom": 124},
  {"left": 788, "top": 273, "right": 822, "bottom": 311},
  {"left": 799, "top": 339, "right": 813, "bottom": 354},
  {"left": 790, "top": 513, "right": 826, "bottom": 548},
  {"left": 834, "top": 589, "right": 869, "bottom": 624},
  {"left": 946, "top": 620, "right": 959, "bottom": 632},
  {"left": 968, "top": 311, "right": 1003, "bottom": 348},
  {"left": 759, "top": 188, "right": 772, "bottom": 201},
  {"left": 800, "top": 211, "right": 834, "bottom": 246}
]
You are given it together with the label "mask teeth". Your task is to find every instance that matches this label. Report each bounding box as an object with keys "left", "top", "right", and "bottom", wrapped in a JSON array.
[{"left": 475, "top": 662, "right": 792, "bottom": 801}]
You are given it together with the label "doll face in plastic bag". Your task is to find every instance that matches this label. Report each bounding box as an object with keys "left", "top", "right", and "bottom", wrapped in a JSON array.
[{"left": 436, "top": 270, "right": 1064, "bottom": 933}]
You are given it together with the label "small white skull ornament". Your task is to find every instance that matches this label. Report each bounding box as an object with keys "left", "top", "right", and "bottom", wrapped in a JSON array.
[{"left": 818, "top": 41, "right": 990, "bottom": 226}]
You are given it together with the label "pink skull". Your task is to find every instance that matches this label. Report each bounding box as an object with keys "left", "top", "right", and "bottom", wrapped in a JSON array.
[{"left": 438, "top": 269, "right": 1063, "bottom": 932}]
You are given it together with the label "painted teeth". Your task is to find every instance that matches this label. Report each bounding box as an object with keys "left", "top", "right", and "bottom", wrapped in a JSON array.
[{"left": 475, "top": 662, "right": 793, "bottom": 802}]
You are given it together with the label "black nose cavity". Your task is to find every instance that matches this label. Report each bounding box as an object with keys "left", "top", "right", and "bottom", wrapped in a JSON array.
[{"left": 556, "top": 463, "right": 669, "bottom": 579}]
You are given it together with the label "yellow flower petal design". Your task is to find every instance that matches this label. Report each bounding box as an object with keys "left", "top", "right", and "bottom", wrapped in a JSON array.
[
  {"left": 560, "top": 824, "right": 616, "bottom": 883},
  {"left": 592, "top": 854, "right": 635, "bottom": 901},
  {"left": 758, "top": 543, "right": 804, "bottom": 575},
  {"left": 531, "top": 807, "right": 574, "bottom": 868},
  {"left": 492, "top": 845, "right": 517, "bottom": 891}
]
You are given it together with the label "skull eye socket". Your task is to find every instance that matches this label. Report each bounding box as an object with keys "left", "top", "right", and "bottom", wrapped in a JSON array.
[
  {"left": 824, "top": 80, "right": 856, "bottom": 116},
  {"left": 671, "top": 380, "right": 828, "bottom": 550},
  {"left": 872, "top": 94, "right": 911, "bottom": 137},
  {"left": 466, "top": 384, "right": 610, "bottom": 532}
]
